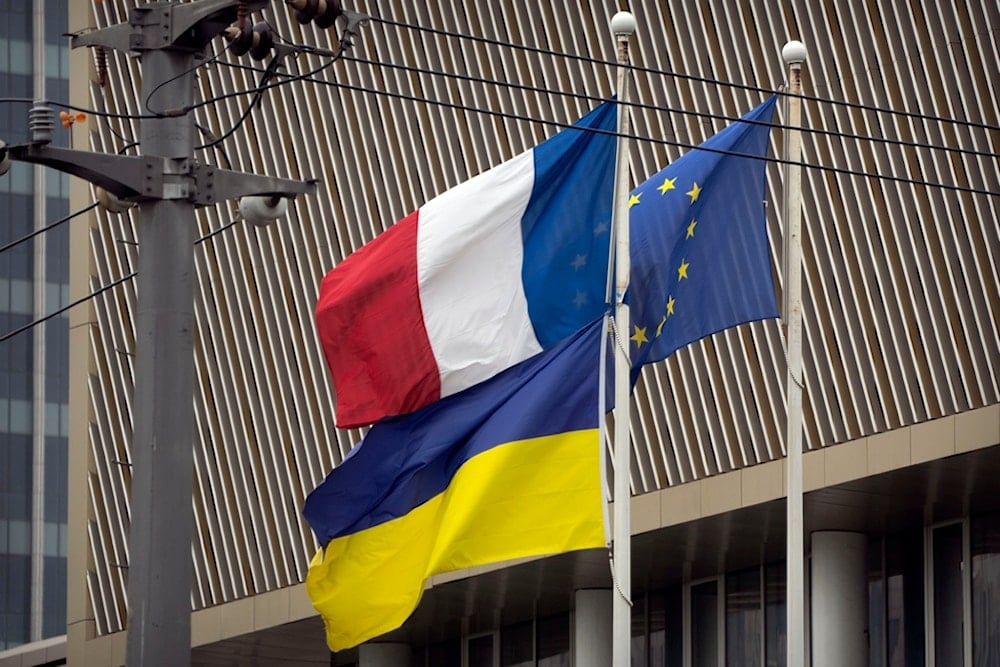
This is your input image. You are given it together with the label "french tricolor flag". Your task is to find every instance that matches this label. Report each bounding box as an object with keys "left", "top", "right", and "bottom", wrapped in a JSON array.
[{"left": 316, "top": 102, "right": 617, "bottom": 428}]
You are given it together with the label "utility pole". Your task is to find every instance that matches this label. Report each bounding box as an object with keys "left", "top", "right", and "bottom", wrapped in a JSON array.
[{"left": 1, "top": 2, "right": 316, "bottom": 665}]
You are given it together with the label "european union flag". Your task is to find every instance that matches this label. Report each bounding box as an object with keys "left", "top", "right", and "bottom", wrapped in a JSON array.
[{"left": 627, "top": 97, "right": 778, "bottom": 370}]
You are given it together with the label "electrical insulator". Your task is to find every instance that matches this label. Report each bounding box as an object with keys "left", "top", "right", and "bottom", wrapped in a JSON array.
[
  {"left": 286, "top": 0, "right": 343, "bottom": 29},
  {"left": 0, "top": 140, "right": 10, "bottom": 177},
  {"left": 224, "top": 21, "right": 274, "bottom": 60},
  {"left": 96, "top": 187, "right": 136, "bottom": 214},
  {"left": 29, "top": 102, "right": 55, "bottom": 144}
]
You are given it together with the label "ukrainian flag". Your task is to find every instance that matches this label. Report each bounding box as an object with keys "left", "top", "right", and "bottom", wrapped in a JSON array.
[{"left": 303, "top": 319, "right": 607, "bottom": 651}]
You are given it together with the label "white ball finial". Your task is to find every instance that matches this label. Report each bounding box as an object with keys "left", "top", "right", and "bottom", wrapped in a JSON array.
[
  {"left": 782, "top": 40, "right": 807, "bottom": 64},
  {"left": 610, "top": 11, "right": 637, "bottom": 36}
]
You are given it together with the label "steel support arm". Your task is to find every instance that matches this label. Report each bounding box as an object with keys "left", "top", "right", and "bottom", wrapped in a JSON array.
[{"left": 72, "top": 0, "right": 270, "bottom": 53}]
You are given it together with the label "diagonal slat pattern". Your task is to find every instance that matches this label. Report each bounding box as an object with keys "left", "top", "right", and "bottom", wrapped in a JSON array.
[{"left": 78, "top": 0, "right": 1000, "bottom": 632}]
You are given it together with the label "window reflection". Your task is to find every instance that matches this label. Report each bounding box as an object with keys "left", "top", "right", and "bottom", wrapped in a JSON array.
[
  {"left": 933, "top": 523, "right": 964, "bottom": 666},
  {"left": 765, "top": 562, "right": 786, "bottom": 667},
  {"left": 727, "top": 568, "right": 762, "bottom": 666},
  {"left": 972, "top": 514, "right": 1000, "bottom": 667},
  {"left": 690, "top": 579, "right": 719, "bottom": 667},
  {"left": 536, "top": 614, "right": 569, "bottom": 667}
]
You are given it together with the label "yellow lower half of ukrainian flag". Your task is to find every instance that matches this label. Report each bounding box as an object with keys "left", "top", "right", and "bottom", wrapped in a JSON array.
[{"left": 305, "top": 427, "right": 604, "bottom": 652}]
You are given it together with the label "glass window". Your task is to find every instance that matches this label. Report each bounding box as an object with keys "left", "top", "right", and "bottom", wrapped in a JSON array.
[
  {"left": 765, "top": 562, "right": 786, "bottom": 667},
  {"left": 868, "top": 540, "right": 885, "bottom": 667},
  {"left": 932, "top": 523, "right": 964, "bottom": 666},
  {"left": 468, "top": 633, "right": 495, "bottom": 667},
  {"left": 648, "top": 586, "right": 682, "bottom": 666},
  {"left": 536, "top": 613, "right": 569, "bottom": 667},
  {"left": 43, "top": 554, "right": 67, "bottom": 638},
  {"left": 6, "top": 433, "right": 32, "bottom": 497},
  {"left": 690, "top": 579, "right": 720, "bottom": 667},
  {"left": 9, "top": 398, "right": 32, "bottom": 435},
  {"left": 7, "top": 39, "right": 31, "bottom": 76},
  {"left": 886, "top": 531, "right": 924, "bottom": 666},
  {"left": 971, "top": 513, "right": 1000, "bottom": 667},
  {"left": 632, "top": 593, "right": 647, "bottom": 667},
  {"left": 726, "top": 568, "right": 762, "bottom": 666},
  {"left": 45, "top": 435, "right": 67, "bottom": 524},
  {"left": 427, "top": 638, "right": 461, "bottom": 667},
  {"left": 500, "top": 620, "right": 533, "bottom": 667}
]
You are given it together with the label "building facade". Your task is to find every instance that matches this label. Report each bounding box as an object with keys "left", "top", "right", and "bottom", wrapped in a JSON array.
[
  {"left": 2, "top": 0, "right": 997, "bottom": 665},
  {"left": 0, "top": 0, "right": 71, "bottom": 654}
]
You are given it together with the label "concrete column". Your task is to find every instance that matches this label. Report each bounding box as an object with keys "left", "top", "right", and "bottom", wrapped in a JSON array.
[
  {"left": 66, "top": 2, "right": 98, "bottom": 663},
  {"left": 811, "top": 531, "right": 868, "bottom": 667},
  {"left": 358, "top": 642, "right": 412, "bottom": 666},
  {"left": 575, "top": 588, "right": 612, "bottom": 667}
]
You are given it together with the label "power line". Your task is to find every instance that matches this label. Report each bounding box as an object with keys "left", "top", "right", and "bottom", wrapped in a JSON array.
[
  {"left": 333, "top": 53, "right": 999, "bottom": 163},
  {"left": 0, "top": 219, "right": 241, "bottom": 345},
  {"left": 239, "top": 63, "right": 998, "bottom": 199},
  {"left": 0, "top": 272, "right": 135, "bottom": 345},
  {"left": 368, "top": 14, "right": 1000, "bottom": 134},
  {"left": 216, "top": 47, "right": 997, "bottom": 165},
  {"left": 0, "top": 202, "right": 99, "bottom": 255},
  {"left": 194, "top": 43, "right": 346, "bottom": 151}
]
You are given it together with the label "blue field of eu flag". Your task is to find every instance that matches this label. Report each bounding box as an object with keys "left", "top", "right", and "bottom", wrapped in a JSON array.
[{"left": 626, "top": 97, "right": 779, "bottom": 371}]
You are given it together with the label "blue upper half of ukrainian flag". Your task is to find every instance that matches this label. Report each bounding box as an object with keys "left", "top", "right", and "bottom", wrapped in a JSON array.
[
  {"left": 627, "top": 97, "right": 779, "bottom": 370},
  {"left": 303, "top": 317, "right": 606, "bottom": 546}
]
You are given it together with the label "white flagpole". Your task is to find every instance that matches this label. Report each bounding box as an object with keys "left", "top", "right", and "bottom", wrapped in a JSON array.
[
  {"left": 781, "top": 39, "right": 808, "bottom": 667},
  {"left": 609, "top": 11, "right": 636, "bottom": 667}
]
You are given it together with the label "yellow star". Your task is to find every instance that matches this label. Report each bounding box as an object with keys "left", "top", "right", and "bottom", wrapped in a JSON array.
[
  {"left": 655, "top": 316, "right": 666, "bottom": 337},
  {"left": 677, "top": 260, "right": 689, "bottom": 280},
  {"left": 630, "top": 326, "right": 648, "bottom": 347},
  {"left": 657, "top": 177, "right": 676, "bottom": 195},
  {"left": 686, "top": 182, "right": 701, "bottom": 203},
  {"left": 686, "top": 219, "right": 697, "bottom": 238},
  {"left": 628, "top": 193, "right": 641, "bottom": 208},
  {"left": 666, "top": 295, "right": 675, "bottom": 315}
]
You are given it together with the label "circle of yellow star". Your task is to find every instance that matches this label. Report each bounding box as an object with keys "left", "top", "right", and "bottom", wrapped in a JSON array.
[
  {"left": 686, "top": 182, "right": 701, "bottom": 203},
  {"left": 630, "top": 326, "right": 648, "bottom": 347},
  {"left": 678, "top": 260, "right": 689, "bottom": 280},
  {"left": 657, "top": 177, "right": 677, "bottom": 195},
  {"left": 686, "top": 219, "right": 697, "bottom": 238},
  {"left": 666, "top": 295, "right": 676, "bottom": 315},
  {"left": 628, "top": 193, "right": 641, "bottom": 208}
]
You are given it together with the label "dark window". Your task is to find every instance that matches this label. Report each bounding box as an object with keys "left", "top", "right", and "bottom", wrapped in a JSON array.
[
  {"left": 468, "top": 634, "right": 494, "bottom": 667},
  {"left": 972, "top": 513, "right": 1000, "bottom": 666},
  {"left": 764, "top": 561, "right": 786, "bottom": 667},
  {"left": 500, "top": 620, "right": 533, "bottom": 666},
  {"left": 632, "top": 593, "right": 647, "bottom": 666},
  {"left": 43, "top": 554, "right": 67, "bottom": 638},
  {"left": 726, "top": 567, "right": 762, "bottom": 666},
  {"left": 536, "top": 613, "right": 569, "bottom": 666},
  {"left": 649, "top": 586, "right": 682, "bottom": 666},
  {"left": 868, "top": 539, "right": 885, "bottom": 667},
  {"left": 690, "top": 580, "right": 719, "bottom": 667},
  {"left": 428, "top": 638, "right": 461, "bottom": 667},
  {"left": 886, "top": 531, "right": 924, "bottom": 666}
]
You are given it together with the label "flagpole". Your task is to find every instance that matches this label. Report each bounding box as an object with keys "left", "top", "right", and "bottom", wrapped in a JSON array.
[
  {"left": 609, "top": 11, "right": 636, "bottom": 667},
  {"left": 781, "top": 39, "right": 808, "bottom": 667}
]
